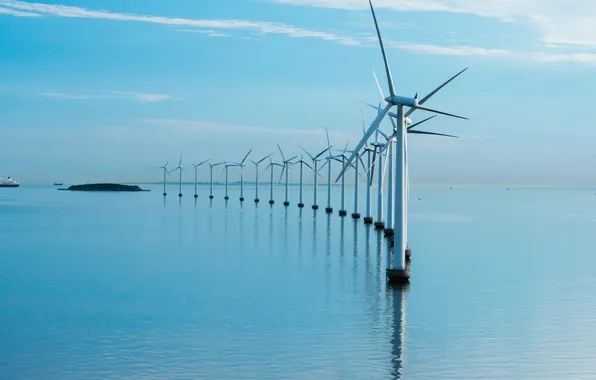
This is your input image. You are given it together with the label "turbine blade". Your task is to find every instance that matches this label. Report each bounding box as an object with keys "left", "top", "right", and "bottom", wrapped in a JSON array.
[
  {"left": 372, "top": 70, "right": 386, "bottom": 103},
  {"left": 365, "top": 102, "right": 383, "bottom": 113},
  {"left": 370, "top": 147, "right": 377, "bottom": 186},
  {"left": 325, "top": 126, "right": 331, "bottom": 147},
  {"left": 258, "top": 153, "right": 274, "bottom": 164},
  {"left": 361, "top": 108, "right": 366, "bottom": 136},
  {"left": 414, "top": 104, "right": 468, "bottom": 120},
  {"left": 164, "top": 156, "right": 171, "bottom": 167},
  {"left": 334, "top": 103, "right": 392, "bottom": 182},
  {"left": 315, "top": 146, "right": 331, "bottom": 160},
  {"left": 277, "top": 144, "right": 286, "bottom": 162},
  {"left": 287, "top": 156, "right": 298, "bottom": 163},
  {"left": 300, "top": 144, "right": 315, "bottom": 160},
  {"left": 278, "top": 165, "right": 286, "bottom": 182},
  {"left": 378, "top": 129, "right": 390, "bottom": 140},
  {"left": 240, "top": 149, "right": 252, "bottom": 165},
  {"left": 304, "top": 161, "right": 314, "bottom": 171},
  {"left": 408, "top": 130, "right": 460, "bottom": 138},
  {"left": 406, "top": 115, "right": 437, "bottom": 130},
  {"left": 369, "top": 0, "right": 395, "bottom": 98},
  {"left": 405, "top": 67, "right": 468, "bottom": 118},
  {"left": 199, "top": 159, "right": 210, "bottom": 166}
]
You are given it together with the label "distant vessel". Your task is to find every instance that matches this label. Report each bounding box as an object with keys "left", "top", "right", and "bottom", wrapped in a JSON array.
[
  {"left": 0, "top": 177, "right": 20, "bottom": 187},
  {"left": 54, "top": 182, "right": 63, "bottom": 186}
]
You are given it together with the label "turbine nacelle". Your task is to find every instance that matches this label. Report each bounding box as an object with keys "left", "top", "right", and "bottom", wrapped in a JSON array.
[{"left": 385, "top": 96, "right": 418, "bottom": 108}]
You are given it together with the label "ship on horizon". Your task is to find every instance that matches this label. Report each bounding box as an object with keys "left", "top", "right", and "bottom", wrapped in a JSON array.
[{"left": 0, "top": 177, "right": 20, "bottom": 187}]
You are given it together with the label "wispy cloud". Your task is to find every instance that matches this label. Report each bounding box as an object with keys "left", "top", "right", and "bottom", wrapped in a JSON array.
[
  {"left": 0, "top": 0, "right": 360, "bottom": 45},
  {"left": 268, "top": 0, "right": 596, "bottom": 49},
  {"left": 41, "top": 91, "right": 180, "bottom": 103},
  {"left": 178, "top": 29, "right": 231, "bottom": 38},
  {"left": 0, "top": 5, "right": 39, "bottom": 16},
  {"left": 142, "top": 118, "right": 357, "bottom": 141}
]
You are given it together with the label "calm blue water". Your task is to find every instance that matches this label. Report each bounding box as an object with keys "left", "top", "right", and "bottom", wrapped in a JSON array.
[{"left": 1, "top": 184, "right": 596, "bottom": 379}]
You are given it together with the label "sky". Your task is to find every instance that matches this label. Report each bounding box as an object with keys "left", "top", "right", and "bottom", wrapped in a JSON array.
[{"left": 1, "top": 0, "right": 596, "bottom": 186}]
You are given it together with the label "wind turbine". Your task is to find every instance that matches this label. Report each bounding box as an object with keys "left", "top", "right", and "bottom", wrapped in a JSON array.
[
  {"left": 277, "top": 144, "right": 297, "bottom": 207},
  {"left": 222, "top": 162, "right": 237, "bottom": 201},
  {"left": 332, "top": 143, "right": 350, "bottom": 217},
  {"left": 234, "top": 149, "right": 252, "bottom": 202},
  {"left": 301, "top": 145, "right": 331, "bottom": 210},
  {"left": 207, "top": 162, "right": 224, "bottom": 199},
  {"left": 250, "top": 153, "right": 273, "bottom": 203},
  {"left": 171, "top": 151, "right": 184, "bottom": 198},
  {"left": 293, "top": 154, "right": 313, "bottom": 208},
  {"left": 263, "top": 158, "right": 284, "bottom": 205},
  {"left": 323, "top": 128, "right": 334, "bottom": 213},
  {"left": 361, "top": 110, "right": 376, "bottom": 224},
  {"left": 160, "top": 156, "right": 171, "bottom": 197},
  {"left": 338, "top": 0, "right": 468, "bottom": 284},
  {"left": 192, "top": 159, "right": 209, "bottom": 199}
]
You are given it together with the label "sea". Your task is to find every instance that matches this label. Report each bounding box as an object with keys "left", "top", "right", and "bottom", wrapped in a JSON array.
[{"left": 1, "top": 184, "right": 595, "bottom": 379}]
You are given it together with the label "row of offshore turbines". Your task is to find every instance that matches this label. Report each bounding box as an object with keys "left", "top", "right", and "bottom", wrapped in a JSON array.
[{"left": 163, "top": 0, "right": 469, "bottom": 284}]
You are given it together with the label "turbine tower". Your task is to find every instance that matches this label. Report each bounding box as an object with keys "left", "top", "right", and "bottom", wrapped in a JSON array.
[
  {"left": 250, "top": 153, "right": 273, "bottom": 203},
  {"left": 234, "top": 149, "right": 252, "bottom": 202},
  {"left": 301, "top": 145, "right": 331, "bottom": 210},
  {"left": 171, "top": 151, "right": 183, "bottom": 198},
  {"left": 192, "top": 159, "right": 209, "bottom": 199},
  {"left": 263, "top": 158, "right": 284, "bottom": 205},
  {"left": 160, "top": 156, "right": 171, "bottom": 197},
  {"left": 222, "top": 162, "right": 237, "bottom": 201},
  {"left": 324, "top": 128, "right": 334, "bottom": 213},
  {"left": 337, "top": 0, "right": 468, "bottom": 284},
  {"left": 293, "top": 154, "right": 313, "bottom": 208},
  {"left": 207, "top": 162, "right": 224, "bottom": 199},
  {"left": 277, "top": 144, "right": 297, "bottom": 207}
]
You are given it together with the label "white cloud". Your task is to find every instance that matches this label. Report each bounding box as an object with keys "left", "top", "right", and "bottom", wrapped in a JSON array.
[
  {"left": 268, "top": 0, "right": 596, "bottom": 49},
  {"left": 41, "top": 91, "right": 179, "bottom": 103},
  {"left": 0, "top": 5, "right": 39, "bottom": 16},
  {"left": 0, "top": 0, "right": 360, "bottom": 45}
]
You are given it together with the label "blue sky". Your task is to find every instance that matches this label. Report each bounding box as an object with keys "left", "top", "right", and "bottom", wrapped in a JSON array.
[{"left": 1, "top": 0, "right": 595, "bottom": 186}]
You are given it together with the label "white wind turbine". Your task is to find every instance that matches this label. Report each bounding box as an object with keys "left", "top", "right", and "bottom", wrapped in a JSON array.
[
  {"left": 208, "top": 162, "right": 224, "bottom": 199},
  {"left": 263, "top": 158, "right": 284, "bottom": 205},
  {"left": 169, "top": 151, "right": 184, "bottom": 198},
  {"left": 323, "top": 128, "right": 335, "bottom": 213},
  {"left": 232, "top": 149, "right": 252, "bottom": 202},
  {"left": 160, "top": 156, "right": 171, "bottom": 197},
  {"left": 293, "top": 154, "right": 313, "bottom": 208},
  {"left": 192, "top": 159, "right": 210, "bottom": 199},
  {"left": 301, "top": 145, "right": 331, "bottom": 210},
  {"left": 331, "top": 143, "right": 350, "bottom": 216},
  {"left": 277, "top": 144, "right": 297, "bottom": 207},
  {"left": 250, "top": 153, "right": 273, "bottom": 203},
  {"left": 337, "top": 0, "right": 468, "bottom": 284},
  {"left": 221, "top": 161, "right": 237, "bottom": 201}
]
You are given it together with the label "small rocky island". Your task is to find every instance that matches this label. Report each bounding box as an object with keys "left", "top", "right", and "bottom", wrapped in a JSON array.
[{"left": 58, "top": 183, "right": 149, "bottom": 192}]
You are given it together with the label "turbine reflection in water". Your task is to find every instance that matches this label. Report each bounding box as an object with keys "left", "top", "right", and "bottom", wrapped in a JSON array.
[{"left": 388, "top": 284, "right": 409, "bottom": 379}]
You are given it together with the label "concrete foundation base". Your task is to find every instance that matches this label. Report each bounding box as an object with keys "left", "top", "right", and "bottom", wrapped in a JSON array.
[
  {"left": 240, "top": 197, "right": 245, "bottom": 202},
  {"left": 386, "top": 267, "right": 411, "bottom": 284},
  {"left": 298, "top": 203, "right": 304, "bottom": 208},
  {"left": 363, "top": 217, "right": 373, "bottom": 224},
  {"left": 209, "top": 195, "right": 214, "bottom": 199},
  {"left": 224, "top": 196, "right": 229, "bottom": 200},
  {"left": 339, "top": 210, "right": 347, "bottom": 216},
  {"left": 284, "top": 201, "right": 290, "bottom": 206},
  {"left": 312, "top": 205, "right": 319, "bottom": 210},
  {"left": 352, "top": 213, "right": 361, "bottom": 219},
  {"left": 374, "top": 221, "right": 385, "bottom": 230},
  {"left": 194, "top": 194, "right": 198, "bottom": 199},
  {"left": 269, "top": 200, "right": 275, "bottom": 205},
  {"left": 384, "top": 228, "right": 394, "bottom": 237},
  {"left": 255, "top": 199, "right": 260, "bottom": 203},
  {"left": 325, "top": 207, "right": 333, "bottom": 213},
  {"left": 163, "top": 193, "right": 167, "bottom": 197},
  {"left": 178, "top": 194, "right": 183, "bottom": 197}
]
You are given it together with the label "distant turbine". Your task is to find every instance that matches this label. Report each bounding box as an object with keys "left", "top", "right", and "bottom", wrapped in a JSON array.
[
  {"left": 323, "top": 128, "right": 334, "bottom": 213},
  {"left": 234, "top": 149, "right": 252, "bottom": 202},
  {"left": 277, "top": 144, "right": 297, "bottom": 207},
  {"left": 339, "top": 0, "right": 468, "bottom": 284},
  {"left": 301, "top": 144, "right": 331, "bottom": 210},
  {"left": 192, "top": 159, "right": 209, "bottom": 199},
  {"left": 263, "top": 158, "right": 284, "bottom": 205},
  {"left": 170, "top": 151, "right": 184, "bottom": 198},
  {"left": 222, "top": 162, "right": 238, "bottom": 201},
  {"left": 293, "top": 154, "right": 313, "bottom": 208},
  {"left": 250, "top": 153, "right": 273, "bottom": 203},
  {"left": 207, "top": 162, "right": 224, "bottom": 199},
  {"left": 160, "top": 156, "right": 171, "bottom": 197}
]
